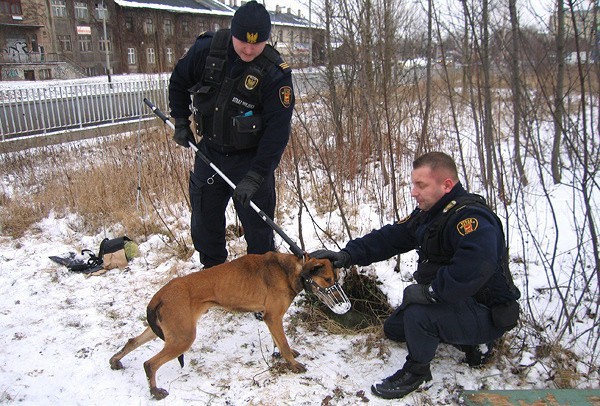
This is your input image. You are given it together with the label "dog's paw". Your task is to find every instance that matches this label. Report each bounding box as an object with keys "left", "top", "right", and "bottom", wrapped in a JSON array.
[
  {"left": 289, "top": 361, "right": 307, "bottom": 373},
  {"left": 109, "top": 357, "right": 123, "bottom": 370},
  {"left": 150, "top": 387, "right": 169, "bottom": 400}
]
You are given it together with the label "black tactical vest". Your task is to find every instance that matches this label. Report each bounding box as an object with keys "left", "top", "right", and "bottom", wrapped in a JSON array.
[
  {"left": 411, "top": 194, "right": 520, "bottom": 305},
  {"left": 188, "top": 29, "right": 285, "bottom": 151}
]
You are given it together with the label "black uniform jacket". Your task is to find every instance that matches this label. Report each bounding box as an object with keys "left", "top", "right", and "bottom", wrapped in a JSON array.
[
  {"left": 343, "top": 183, "right": 516, "bottom": 305},
  {"left": 168, "top": 33, "right": 295, "bottom": 177}
]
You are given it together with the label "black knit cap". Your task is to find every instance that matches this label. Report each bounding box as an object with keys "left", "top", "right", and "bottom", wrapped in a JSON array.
[{"left": 231, "top": 1, "right": 271, "bottom": 44}]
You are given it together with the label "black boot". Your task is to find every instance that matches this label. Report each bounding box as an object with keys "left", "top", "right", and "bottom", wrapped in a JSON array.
[
  {"left": 370, "top": 360, "right": 432, "bottom": 399},
  {"left": 456, "top": 341, "right": 496, "bottom": 367}
]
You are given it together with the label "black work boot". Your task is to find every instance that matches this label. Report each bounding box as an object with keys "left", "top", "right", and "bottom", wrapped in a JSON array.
[
  {"left": 370, "top": 360, "right": 432, "bottom": 399},
  {"left": 456, "top": 341, "right": 496, "bottom": 367}
]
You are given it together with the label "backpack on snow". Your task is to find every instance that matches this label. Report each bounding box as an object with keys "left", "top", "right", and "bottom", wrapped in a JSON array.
[{"left": 49, "top": 236, "right": 137, "bottom": 274}]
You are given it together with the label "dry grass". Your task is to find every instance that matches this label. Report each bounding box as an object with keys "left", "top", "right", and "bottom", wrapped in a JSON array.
[{"left": 0, "top": 127, "right": 192, "bottom": 258}]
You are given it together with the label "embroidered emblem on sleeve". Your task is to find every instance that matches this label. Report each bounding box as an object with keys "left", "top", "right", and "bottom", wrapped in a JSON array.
[
  {"left": 457, "top": 218, "right": 479, "bottom": 236},
  {"left": 279, "top": 86, "right": 292, "bottom": 108}
]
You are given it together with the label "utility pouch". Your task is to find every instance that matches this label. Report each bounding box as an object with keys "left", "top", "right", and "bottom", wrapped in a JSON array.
[
  {"left": 231, "top": 114, "right": 263, "bottom": 149},
  {"left": 491, "top": 300, "right": 520, "bottom": 330},
  {"left": 202, "top": 56, "right": 226, "bottom": 84},
  {"left": 189, "top": 84, "right": 217, "bottom": 116}
]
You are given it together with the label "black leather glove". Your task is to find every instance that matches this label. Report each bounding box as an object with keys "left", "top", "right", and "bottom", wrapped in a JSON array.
[
  {"left": 233, "top": 171, "right": 264, "bottom": 208},
  {"left": 173, "top": 117, "right": 195, "bottom": 148},
  {"left": 398, "top": 284, "right": 438, "bottom": 310},
  {"left": 310, "top": 249, "right": 352, "bottom": 269}
]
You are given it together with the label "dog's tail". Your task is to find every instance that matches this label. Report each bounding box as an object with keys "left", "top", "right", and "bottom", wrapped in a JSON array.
[{"left": 147, "top": 301, "right": 185, "bottom": 368}]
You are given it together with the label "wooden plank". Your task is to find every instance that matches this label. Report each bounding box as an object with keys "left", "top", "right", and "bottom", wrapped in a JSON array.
[{"left": 461, "top": 389, "right": 600, "bottom": 406}]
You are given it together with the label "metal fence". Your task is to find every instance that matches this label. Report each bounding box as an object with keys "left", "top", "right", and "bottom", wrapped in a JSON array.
[
  {"left": 0, "top": 70, "right": 328, "bottom": 141},
  {"left": 0, "top": 76, "right": 169, "bottom": 140}
]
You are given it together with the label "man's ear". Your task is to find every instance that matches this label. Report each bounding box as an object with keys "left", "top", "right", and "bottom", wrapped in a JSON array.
[{"left": 442, "top": 177, "right": 455, "bottom": 192}]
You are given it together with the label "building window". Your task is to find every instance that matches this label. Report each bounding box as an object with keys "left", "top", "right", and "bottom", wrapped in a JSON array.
[
  {"left": 288, "top": 30, "right": 294, "bottom": 43},
  {"left": 127, "top": 47, "right": 136, "bottom": 65},
  {"left": 164, "top": 19, "right": 173, "bottom": 36},
  {"left": 182, "top": 21, "right": 189, "bottom": 36},
  {"left": 38, "top": 68, "right": 52, "bottom": 79},
  {"left": 74, "top": 2, "right": 87, "bottom": 19},
  {"left": 95, "top": 3, "right": 107, "bottom": 20},
  {"left": 78, "top": 34, "right": 92, "bottom": 52},
  {"left": 147, "top": 48, "right": 155, "bottom": 64},
  {"left": 166, "top": 47, "right": 173, "bottom": 63},
  {"left": 144, "top": 18, "right": 153, "bottom": 34},
  {"left": 1, "top": 0, "right": 23, "bottom": 15},
  {"left": 277, "top": 29, "right": 283, "bottom": 42},
  {"left": 58, "top": 35, "right": 72, "bottom": 52},
  {"left": 125, "top": 16, "right": 133, "bottom": 32},
  {"left": 99, "top": 37, "right": 111, "bottom": 52},
  {"left": 51, "top": 0, "right": 66, "bottom": 17}
]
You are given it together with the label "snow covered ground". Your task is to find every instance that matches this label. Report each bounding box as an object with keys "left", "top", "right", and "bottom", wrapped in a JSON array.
[
  {"left": 1, "top": 211, "right": 532, "bottom": 405},
  {"left": 1, "top": 75, "right": 598, "bottom": 405}
]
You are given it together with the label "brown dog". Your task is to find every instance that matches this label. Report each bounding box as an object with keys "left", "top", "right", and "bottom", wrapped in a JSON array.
[{"left": 109, "top": 252, "right": 339, "bottom": 400}]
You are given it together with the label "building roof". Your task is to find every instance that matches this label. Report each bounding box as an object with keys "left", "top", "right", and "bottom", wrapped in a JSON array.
[
  {"left": 113, "top": 0, "right": 235, "bottom": 16},
  {"left": 269, "top": 9, "right": 312, "bottom": 28},
  {"left": 113, "top": 0, "right": 317, "bottom": 28}
]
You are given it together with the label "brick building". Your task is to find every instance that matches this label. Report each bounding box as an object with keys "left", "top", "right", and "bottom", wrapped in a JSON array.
[{"left": 1, "top": 0, "right": 322, "bottom": 80}]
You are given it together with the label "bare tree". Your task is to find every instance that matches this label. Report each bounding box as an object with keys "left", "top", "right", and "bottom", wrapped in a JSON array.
[
  {"left": 508, "top": 0, "right": 528, "bottom": 186},
  {"left": 552, "top": 0, "right": 566, "bottom": 183}
]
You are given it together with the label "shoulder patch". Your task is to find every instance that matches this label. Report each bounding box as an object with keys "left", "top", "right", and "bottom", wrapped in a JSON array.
[
  {"left": 279, "top": 86, "right": 292, "bottom": 108},
  {"left": 443, "top": 200, "right": 457, "bottom": 213},
  {"left": 398, "top": 214, "right": 411, "bottom": 224},
  {"left": 457, "top": 218, "right": 479, "bottom": 236}
]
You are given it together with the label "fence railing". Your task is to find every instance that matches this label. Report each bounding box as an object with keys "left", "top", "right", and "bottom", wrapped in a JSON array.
[
  {"left": 0, "top": 52, "right": 64, "bottom": 64},
  {"left": 0, "top": 76, "right": 170, "bottom": 140},
  {"left": 0, "top": 70, "right": 327, "bottom": 142}
]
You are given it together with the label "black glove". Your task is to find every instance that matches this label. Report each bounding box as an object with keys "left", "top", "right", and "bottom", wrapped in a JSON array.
[
  {"left": 310, "top": 249, "right": 352, "bottom": 269},
  {"left": 233, "top": 171, "right": 264, "bottom": 208},
  {"left": 398, "top": 284, "right": 438, "bottom": 310},
  {"left": 173, "top": 117, "right": 195, "bottom": 148}
]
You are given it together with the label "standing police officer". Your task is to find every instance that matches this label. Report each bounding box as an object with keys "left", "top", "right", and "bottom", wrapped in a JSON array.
[
  {"left": 311, "top": 152, "right": 520, "bottom": 399},
  {"left": 168, "top": 1, "right": 294, "bottom": 268}
]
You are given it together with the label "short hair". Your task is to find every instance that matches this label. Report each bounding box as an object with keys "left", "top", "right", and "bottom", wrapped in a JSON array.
[{"left": 413, "top": 152, "right": 458, "bottom": 181}]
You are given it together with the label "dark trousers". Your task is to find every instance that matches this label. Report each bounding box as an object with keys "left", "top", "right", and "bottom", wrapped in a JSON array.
[
  {"left": 189, "top": 142, "right": 275, "bottom": 267},
  {"left": 383, "top": 298, "right": 506, "bottom": 365}
]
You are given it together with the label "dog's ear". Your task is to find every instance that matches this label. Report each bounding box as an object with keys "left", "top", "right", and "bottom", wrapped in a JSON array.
[{"left": 301, "top": 259, "right": 324, "bottom": 279}]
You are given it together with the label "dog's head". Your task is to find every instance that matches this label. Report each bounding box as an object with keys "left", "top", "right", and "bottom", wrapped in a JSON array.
[
  {"left": 301, "top": 254, "right": 351, "bottom": 314},
  {"left": 300, "top": 256, "right": 339, "bottom": 289}
]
